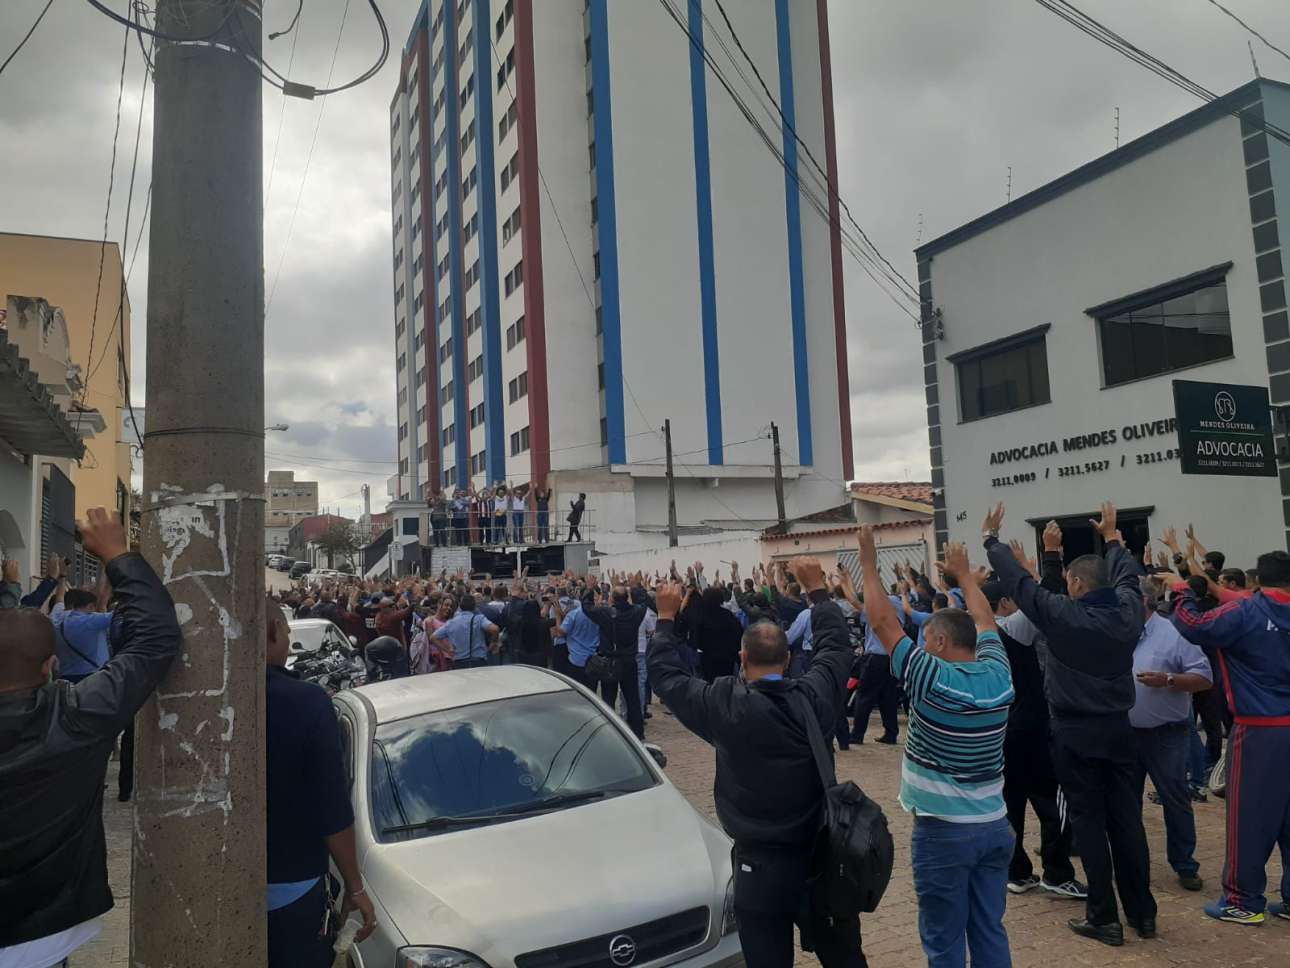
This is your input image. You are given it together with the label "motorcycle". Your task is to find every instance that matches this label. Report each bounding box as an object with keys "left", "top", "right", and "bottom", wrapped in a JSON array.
[{"left": 290, "top": 641, "right": 367, "bottom": 695}]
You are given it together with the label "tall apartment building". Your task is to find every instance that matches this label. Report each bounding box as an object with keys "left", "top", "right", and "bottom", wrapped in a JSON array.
[
  {"left": 390, "top": 0, "right": 852, "bottom": 552},
  {"left": 266, "top": 469, "right": 319, "bottom": 553}
]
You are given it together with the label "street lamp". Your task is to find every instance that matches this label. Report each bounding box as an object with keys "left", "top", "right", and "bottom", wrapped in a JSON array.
[{"left": 266, "top": 423, "right": 289, "bottom": 432}]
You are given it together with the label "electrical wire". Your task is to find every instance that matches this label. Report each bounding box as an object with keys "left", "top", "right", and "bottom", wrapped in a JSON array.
[
  {"left": 87, "top": 8, "right": 153, "bottom": 384},
  {"left": 1203, "top": 0, "right": 1290, "bottom": 65},
  {"left": 708, "top": 0, "right": 920, "bottom": 302},
  {"left": 1032, "top": 0, "right": 1290, "bottom": 148},
  {"left": 266, "top": 0, "right": 351, "bottom": 317},
  {"left": 1, "top": 0, "right": 56, "bottom": 78},
  {"left": 264, "top": 0, "right": 303, "bottom": 203},
  {"left": 268, "top": 0, "right": 302, "bottom": 40},
  {"left": 82, "top": 17, "right": 132, "bottom": 409},
  {"left": 656, "top": 0, "right": 922, "bottom": 326},
  {"left": 84, "top": 0, "right": 238, "bottom": 43}
]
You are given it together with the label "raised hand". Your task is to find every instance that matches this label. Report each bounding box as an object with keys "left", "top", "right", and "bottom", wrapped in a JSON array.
[
  {"left": 78, "top": 507, "right": 129, "bottom": 565},
  {"left": 856, "top": 525, "right": 878, "bottom": 571},
  {"left": 982, "top": 502, "right": 1006, "bottom": 534},
  {"left": 943, "top": 542, "right": 972, "bottom": 585},
  {"left": 655, "top": 581, "right": 684, "bottom": 620},
  {"left": 1009, "top": 539, "right": 1039, "bottom": 579},
  {"left": 1089, "top": 501, "right": 1118, "bottom": 540},
  {"left": 1043, "top": 520, "right": 1063, "bottom": 553},
  {"left": 788, "top": 556, "right": 826, "bottom": 594}
]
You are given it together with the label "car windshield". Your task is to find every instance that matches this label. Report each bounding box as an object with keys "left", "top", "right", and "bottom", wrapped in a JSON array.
[
  {"left": 369, "top": 690, "right": 657, "bottom": 842},
  {"left": 289, "top": 623, "right": 335, "bottom": 654}
]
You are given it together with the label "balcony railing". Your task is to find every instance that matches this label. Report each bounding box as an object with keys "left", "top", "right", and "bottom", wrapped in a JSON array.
[{"left": 424, "top": 506, "right": 595, "bottom": 548}]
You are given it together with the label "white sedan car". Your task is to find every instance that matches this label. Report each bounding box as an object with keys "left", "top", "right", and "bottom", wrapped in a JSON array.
[
  {"left": 332, "top": 667, "right": 743, "bottom": 968},
  {"left": 286, "top": 618, "right": 357, "bottom": 666}
]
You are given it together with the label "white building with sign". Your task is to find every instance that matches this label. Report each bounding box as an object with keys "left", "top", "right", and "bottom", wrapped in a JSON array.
[{"left": 916, "top": 79, "right": 1290, "bottom": 565}]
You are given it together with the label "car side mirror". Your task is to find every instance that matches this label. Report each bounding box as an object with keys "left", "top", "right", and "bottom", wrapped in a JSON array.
[
  {"left": 644, "top": 743, "right": 667, "bottom": 769},
  {"left": 349, "top": 635, "right": 358, "bottom": 646},
  {"left": 290, "top": 642, "right": 305, "bottom": 652}
]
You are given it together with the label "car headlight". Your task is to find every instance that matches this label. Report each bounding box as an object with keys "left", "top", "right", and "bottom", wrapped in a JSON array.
[
  {"left": 397, "top": 948, "right": 491, "bottom": 968},
  {"left": 721, "top": 877, "right": 738, "bottom": 936}
]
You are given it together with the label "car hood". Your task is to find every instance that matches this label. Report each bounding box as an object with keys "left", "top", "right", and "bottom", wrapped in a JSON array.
[{"left": 365, "top": 783, "right": 731, "bottom": 963}]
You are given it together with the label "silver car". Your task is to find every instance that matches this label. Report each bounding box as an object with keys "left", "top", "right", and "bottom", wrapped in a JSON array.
[{"left": 332, "top": 666, "right": 743, "bottom": 968}]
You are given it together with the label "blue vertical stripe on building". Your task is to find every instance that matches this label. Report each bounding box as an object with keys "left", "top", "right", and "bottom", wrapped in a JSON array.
[
  {"left": 442, "top": 0, "right": 469, "bottom": 482},
  {"left": 472, "top": 0, "right": 506, "bottom": 482},
  {"left": 589, "top": 0, "right": 626, "bottom": 465},
  {"left": 687, "top": 0, "right": 723, "bottom": 466},
  {"left": 774, "top": 0, "right": 812, "bottom": 466}
]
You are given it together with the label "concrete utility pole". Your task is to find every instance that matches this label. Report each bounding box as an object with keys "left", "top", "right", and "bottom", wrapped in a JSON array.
[
  {"left": 770, "top": 421, "right": 787, "bottom": 528},
  {"left": 133, "top": 1, "right": 266, "bottom": 963},
  {"left": 664, "top": 419, "right": 678, "bottom": 548}
]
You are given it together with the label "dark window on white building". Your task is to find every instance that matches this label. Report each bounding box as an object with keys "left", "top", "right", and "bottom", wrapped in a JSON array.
[{"left": 949, "top": 325, "right": 1051, "bottom": 423}]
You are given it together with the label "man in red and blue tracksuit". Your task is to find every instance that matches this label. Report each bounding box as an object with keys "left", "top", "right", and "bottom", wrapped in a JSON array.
[{"left": 1173, "top": 550, "right": 1290, "bottom": 926}]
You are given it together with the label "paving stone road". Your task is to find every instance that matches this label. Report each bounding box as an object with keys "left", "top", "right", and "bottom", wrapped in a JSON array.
[{"left": 86, "top": 705, "right": 1285, "bottom": 967}]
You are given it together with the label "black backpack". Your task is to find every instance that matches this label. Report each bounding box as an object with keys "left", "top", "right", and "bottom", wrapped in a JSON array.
[{"left": 789, "top": 689, "right": 895, "bottom": 916}]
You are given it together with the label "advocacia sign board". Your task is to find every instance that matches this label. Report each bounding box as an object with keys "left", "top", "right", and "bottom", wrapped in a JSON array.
[{"left": 1172, "top": 380, "right": 1277, "bottom": 477}]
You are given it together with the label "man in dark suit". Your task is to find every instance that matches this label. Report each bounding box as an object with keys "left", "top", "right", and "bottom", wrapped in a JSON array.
[{"left": 648, "top": 556, "right": 866, "bottom": 968}]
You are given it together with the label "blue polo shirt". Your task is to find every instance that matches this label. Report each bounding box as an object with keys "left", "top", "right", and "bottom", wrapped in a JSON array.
[
  {"left": 561, "top": 604, "right": 602, "bottom": 668},
  {"left": 787, "top": 606, "right": 813, "bottom": 651},
  {"left": 266, "top": 667, "right": 353, "bottom": 898},
  {"left": 433, "top": 610, "right": 497, "bottom": 662},
  {"left": 51, "top": 606, "right": 113, "bottom": 677}
]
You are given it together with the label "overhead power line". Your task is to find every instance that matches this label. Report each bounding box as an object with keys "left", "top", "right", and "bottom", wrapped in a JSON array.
[
  {"left": 1, "top": 0, "right": 56, "bottom": 78},
  {"left": 655, "top": 0, "right": 922, "bottom": 326},
  {"left": 708, "top": 0, "right": 920, "bottom": 301},
  {"left": 1032, "top": 0, "right": 1290, "bottom": 148},
  {"left": 1203, "top": 0, "right": 1290, "bottom": 65}
]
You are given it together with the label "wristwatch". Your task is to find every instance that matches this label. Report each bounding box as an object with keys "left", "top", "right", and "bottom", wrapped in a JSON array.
[
  {"left": 1166, "top": 673, "right": 1176, "bottom": 688},
  {"left": 982, "top": 529, "right": 999, "bottom": 540}
]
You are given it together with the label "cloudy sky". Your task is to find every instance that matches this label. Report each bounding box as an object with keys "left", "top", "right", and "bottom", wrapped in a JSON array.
[{"left": 3, "top": 0, "right": 1286, "bottom": 518}]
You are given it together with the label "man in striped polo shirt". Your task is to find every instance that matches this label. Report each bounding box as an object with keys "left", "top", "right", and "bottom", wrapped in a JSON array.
[{"left": 858, "top": 525, "right": 1015, "bottom": 968}]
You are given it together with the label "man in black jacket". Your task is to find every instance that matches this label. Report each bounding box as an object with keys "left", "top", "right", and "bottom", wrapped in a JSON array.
[
  {"left": 985, "top": 502, "right": 1156, "bottom": 947},
  {"left": 0, "top": 508, "right": 180, "bottom": 961},
  {"left": 600, "top": 585, "right": 648, "bottom": 738},
  {"left": 648, "top": 556, "right": 866, "bottom": 968}
]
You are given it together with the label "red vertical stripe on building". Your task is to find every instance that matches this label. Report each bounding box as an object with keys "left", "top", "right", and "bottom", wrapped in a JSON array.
[
  {"left": 514, "top": 0, "right": 551, "bottom": 483},
  {"left": 414, "top": 31, "right": 441, "bottom": 491},
  {"left": 816, "top": 0, "right": 853, "bottom": 481}
]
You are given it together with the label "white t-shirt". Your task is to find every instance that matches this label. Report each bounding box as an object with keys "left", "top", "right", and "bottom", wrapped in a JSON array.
[
  {"left": 0, "top": 918, "right": 102, "bottom": 968},
  {"left": 638, "top": 609, "right": 657, "bottom": 654},
  {"left": 997, "top": 609, "right": 1041, "bottom": 646}
]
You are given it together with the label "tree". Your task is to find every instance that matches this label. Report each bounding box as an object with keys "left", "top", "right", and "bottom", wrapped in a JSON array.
[{"left": 314, "top": 521, "right": 361, "bottom": 569}]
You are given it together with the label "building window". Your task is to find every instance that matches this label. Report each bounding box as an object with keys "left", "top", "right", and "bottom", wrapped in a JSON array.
[
  {"left": 439, "top": 337, "right": 453, "bottom": 364},
  {"left": 398, "top": 423, "right": 408, "bottom": 441},
  {"left": 593, "top": 251, "right": 600, "bottom": 280},
  {"left": 395, "top": 317, "right": 406, "bottom": 340},
  {"left": 442, "top": 424, "right": 455, "bottom": 446},
  {"left": 468, "top": 354, "right": 484, "bottom": 382},
  {"left": 399, "top": 386, "right": 408, "bottom": 405},
  {"left": 413, "top": 330, "right": 424, "bottom": 351},
  {"left": 598, "top": 362, "right": 604, "bottom": 390},
  {"left": 500, "top": 151, "right": 519, "bottom": 192},
  {"left": 470, "top": 450, "right": 487, "bottom": 476},
  {"left": 504, "top": 260, "right": 524, "bottom": 297},
  {"left": 416, "top": 404, "right": 426, "bottom": 424},
  {"left": 397, "top": 352, "right": 407, "bottom": 372},
  {"left": 498, "top": 101, "right": 519, "bottom": 142},
  {"left": 949, "top": 325, "right": 1051, "bottom": 423},
  {"left": 469, "top": 402, "right": 485, "bottom": 428},
  {"left": 506, "top": 316, "right": 526, "bottom": 350},
  {"left": 1092, "top": 265, "right": 1234, "bottom": 388},
  {"left": 416, "top": 366, "right": 426, "bottom": 386},
  {"left": 509, "top": 425, "right": 530, "bottom": 456},
  {"left": 466, "top": 308, "right": 482, "bottom": 336},
  {"left": 496, "top": 47, "right": 515, "bottom": 90},
  {"left": 591, "top": 197, "right": 598, "bottom": 225},
  {"left": 600, "top": 416, "right": 608, "bottom": 447},
  {"left": 508, "top": 371, "right": 528, "bottom": 403},
  {"left": 495, "top": 0, "right": 512, "bottom": 38},
  {"left": 443, "top": 466, "right": 456, "bottom": 488},
  {"left": 595, "top": 305, "right": 602, "bottom": 334},
  {"left": 502, "top": 206, "right": 521, "bottom": 246},
  {"left": 441, "top": 380, "right": 454, "bottom": 405},
  {"left": 589, "top": 141, "right": 596, "bottom": 170}
]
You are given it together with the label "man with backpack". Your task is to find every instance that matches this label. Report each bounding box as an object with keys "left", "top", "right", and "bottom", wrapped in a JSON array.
[{"left": 648, "top": 556, "right": 867, "bottom": 968}]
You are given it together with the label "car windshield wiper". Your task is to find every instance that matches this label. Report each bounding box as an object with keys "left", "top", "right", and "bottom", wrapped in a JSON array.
[
  {"left": 495, "top": 787, "right": 644, "bottom": 817},
  {"left": 381, "top": 813, "right": 516, "bottom": 836}
]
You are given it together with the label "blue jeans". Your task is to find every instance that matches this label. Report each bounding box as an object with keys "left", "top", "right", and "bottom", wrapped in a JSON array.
[
  {"left": 512, "top": 511, "right": 525, "bottom": 543},
  {"left": 1187, "top": 718, "right": 1209, "bottom": 790},
  {"left": 637, "top": 650, "right": 648, "bottom": 711},
  {"left": 1133, "top": 722, "right": 1198, "bottom": 876},
  {"left": 911, "top": 815, "right": 1013, "bottom": 968}
]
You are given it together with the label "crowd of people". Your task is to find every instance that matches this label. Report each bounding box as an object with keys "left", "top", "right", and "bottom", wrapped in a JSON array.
[
  {"left": 424, "top": 482, "right": 587, "bottom": 546},
  {"left": 3, "top": 494, "right": 1289, "bottom": 968}
]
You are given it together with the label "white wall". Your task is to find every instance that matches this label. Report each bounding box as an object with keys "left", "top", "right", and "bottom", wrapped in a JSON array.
[
  {"left": 929, "top": 110, "right": 1281, "bottom": 564},
  {"left": 533, "top": 1, "right": 603, "bottom": 475},
  {"left": 0, "top": 449, "right": 38, "bottom": 581},
  {"left": 592, "top": 531, "right": 764, "bottom": 579}
]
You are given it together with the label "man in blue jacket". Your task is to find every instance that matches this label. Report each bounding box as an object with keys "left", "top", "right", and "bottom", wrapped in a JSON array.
[
  {"left": 1173, "top": 550, "right": 1290, "bottom": 926},
  {"left": 986, "top": 501, "right": 1155, "bottom": 947}
]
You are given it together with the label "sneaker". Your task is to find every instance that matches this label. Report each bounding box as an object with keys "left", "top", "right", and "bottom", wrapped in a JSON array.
[
  {"left": 1042, "top": 878, "right": 1089, "bottom": 899},
  {"left": 1008, "top": 875, "right": 1041, "bottom": 895},
  {"left": 1204, "top": 900, "right": 1265, "bottom": 925},
  {"left": 1266, "top": 901, "right": 1290, "bottom": 921},
  {"left": 1067, "top": 919, "right": 1124, "bottom": 947},
  {"left": 1178, "top": 872, "right": 1204, "bottom": 892}
]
